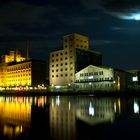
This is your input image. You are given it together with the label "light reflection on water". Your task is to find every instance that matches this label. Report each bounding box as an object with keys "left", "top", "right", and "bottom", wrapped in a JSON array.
[{"left": 0, "top": 95, "right": 139, "bottom": 140}]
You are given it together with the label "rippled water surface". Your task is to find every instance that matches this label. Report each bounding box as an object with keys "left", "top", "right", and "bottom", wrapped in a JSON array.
[{"left": 0, "top": 95, "right": 140, "bottom": 140}]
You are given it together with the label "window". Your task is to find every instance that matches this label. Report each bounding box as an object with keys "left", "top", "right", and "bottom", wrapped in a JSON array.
[
  {"left": 61, "top": 74, "right": 63, "bottom": 77},
  {"left": 52, "top": 75, "right": 54, "bottom": 78},
  {"left": 65, "top": 68, "right": 67, "bottom": 71},
  {"left": 56, "top": 53, "right": 58, "bottom": 56},
  {"left": 56, "top": 75, "right": 58, "bottom": 77},
  {"left": 61, "top": 58, "right": 63, "bottom": 61},
  {"left": 52, "top": 54, "right": 54, "bottom": 57},
  {"left": 61, "top": 63, "right": 63, "bottom": 66},
  {"left": 65, "top": 62, "right": 67, "bottom": 65},
  {"left": 65, "top": 57, "right": 67, "bottom": 60},
  {"left": 70, "top": 73, "right": 73, "bottom": 76},
  {"left": 70, "top": 62, "right": 73, "bottom": 64},
  {"left": 60, "top": 69, "right": 63, "bottom": 71},
  {"left": 65, "top": 74, "right": 68, "bottom": 77},
  {"left": 52, "top": 70, "right": 54, "bottom": 72},
  {"left": 65, "top": 51, "right": 68, "bottom": 54},
  {"left": 65, "top": 39, "right": 67, "bottom": 42},
  {"left": 61, "top": 53, "right": 63, "bottom": 55},
  {"left": 56, "top": 64, "right": 58, "bottom": 67},
  {"left": 52, "top": 65, "right": 54, "bottom": 67},
  {"left": 56, "top": 59, "right": 58, "bottom": 62},
  {"left": 56, "top": 69, "right": 58, "bottom": 72}
]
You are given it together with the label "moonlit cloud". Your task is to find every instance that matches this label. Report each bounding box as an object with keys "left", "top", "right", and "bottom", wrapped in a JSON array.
[{"left": 102, "top": 0, "right": 140, "bottom": 20}]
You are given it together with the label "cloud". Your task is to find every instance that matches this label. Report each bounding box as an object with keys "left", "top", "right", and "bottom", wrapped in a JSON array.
[
  {"left": 80, "top": 0, "right": 102, "bottom": 10},
  {"left": 102, "top": 0, "right": 140, "bottom": 20},
  {"left": 92, "top": 39, "right": 114, "bottom": 46}
]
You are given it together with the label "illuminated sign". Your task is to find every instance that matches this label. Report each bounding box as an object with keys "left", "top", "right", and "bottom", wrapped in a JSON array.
[
  {"left": 88, "top": 75, "right": 94, "bottom": 80},
  {"left": 132, "top": 76, "right": 138, "bottom": 82}
]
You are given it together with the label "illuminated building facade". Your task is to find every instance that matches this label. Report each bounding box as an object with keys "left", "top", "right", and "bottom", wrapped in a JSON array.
[
  {"left": 0, "top": 49, "right": 46, "bottom": 87},
  {"left": 75, "top": 65, "right": 127, "bottom": 91},
  {"left": 49, "top": 33, "right": 102, "bottom": 86}
]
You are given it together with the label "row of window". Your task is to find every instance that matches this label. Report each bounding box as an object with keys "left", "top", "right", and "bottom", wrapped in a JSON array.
[
  {"left": 65, "top": 39, "right": 87, "bottom": 43},
  {"left": 51, "top": 49, "right": 74, "bottom": 57},
  {"left": 76, "top": 77, "right": 113, "bottom": 82},
  {"left": 7, "top": 64, "right": 31, "bottom": 71},
  {"left": 52, "top": 73, "right": 73, "bottom": 78},
  {"left": 77, "top": 83, "right": 114, "bottom": 88},
  {"left": 65, "top": 45, "right": 87, "bottom": 48},
  {"left": 51, "top": 56, "right": 73, "bottom": 62},
  {"left": 7, "top": 69, "right": 31, "bottom": 74},
  {"left": 51, "top": 67, "right": 73, "bottom": 72},
  {"left": 7, "top": 78, "right": 31, "bottom": 81},
  {"left": 80, "top": 71, "right": 104, "bottom": 77},
  {"left": 52, "top": 62, "right": 72, "bottom": 67},
  {"left": 8, "top": 74, "right": 31, "bottom": 78}
]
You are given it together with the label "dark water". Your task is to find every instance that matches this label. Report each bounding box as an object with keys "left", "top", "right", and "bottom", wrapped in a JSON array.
[{"left": 0, "top": 95, "right": 140, "bottom": 140}]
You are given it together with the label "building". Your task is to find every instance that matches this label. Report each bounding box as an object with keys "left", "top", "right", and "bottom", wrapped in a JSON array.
[
  {"left": 49, "top": 33, "right": 102, "bottom": 87},
  {"left": 0, "top": 49, "right": 46, "bottom": 87},
  {"left": 75, "top": 65, "right": 127, "bottom": 92},
  {"left": 126, "top": 69, "right": 140, "bottom": 89}
]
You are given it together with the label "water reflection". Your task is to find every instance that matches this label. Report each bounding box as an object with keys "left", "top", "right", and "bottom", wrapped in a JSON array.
[{"left": 0, "top": 95, "right": 139, "bottom": 140}]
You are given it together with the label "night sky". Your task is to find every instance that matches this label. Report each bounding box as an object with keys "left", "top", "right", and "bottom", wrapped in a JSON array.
[{"left": 0, "top": 0, "right": 140, "bottom": 70}]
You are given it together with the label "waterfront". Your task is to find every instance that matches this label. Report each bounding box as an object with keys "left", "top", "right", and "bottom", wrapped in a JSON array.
[{"left": 0, "top": 94, "right": 140, "bottom": 140}]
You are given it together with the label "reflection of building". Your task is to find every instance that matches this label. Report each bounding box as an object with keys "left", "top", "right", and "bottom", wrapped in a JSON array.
[
  {"left": 49, "top": 33, "right": 102, "bottom": 86},
  {"left": 75, "top": 65, "right": 127, "bottom": 91},
  {"left": 76, "top": 97, "right": 115, "bottom": 125},
  {"left": 49, "top": 96, "right": 76, "bottom": 140},
  {"left": 0, "top": 97, "right": 31, "bottom": 138},
  {"left": 0, "top": 49, "right": 46, "bottom": 87}
]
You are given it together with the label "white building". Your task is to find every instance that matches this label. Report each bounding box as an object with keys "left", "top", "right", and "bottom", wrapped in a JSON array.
[{"left": 75, "top": 65, "right": 126, "bottom": 92}]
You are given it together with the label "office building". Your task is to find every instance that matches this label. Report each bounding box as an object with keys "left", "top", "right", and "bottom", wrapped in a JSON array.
[{"left": 49, "top": 33, "right": 102, "bottom": 86}]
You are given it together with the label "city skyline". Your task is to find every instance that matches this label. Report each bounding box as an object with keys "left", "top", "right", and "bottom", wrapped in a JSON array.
[{"left": 0, "top": 0, "right": 140, "bottom": 70}]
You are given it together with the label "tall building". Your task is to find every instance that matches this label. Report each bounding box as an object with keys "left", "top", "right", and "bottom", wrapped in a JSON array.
[
  {"left": 49, "top": 33, "right": 102, "bottom": 86},
  {"left": 0, "top": 49, "right": 46, "bottom": 87}
]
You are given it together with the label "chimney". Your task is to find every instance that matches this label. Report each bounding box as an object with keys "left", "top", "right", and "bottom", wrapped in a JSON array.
[
  {"left": 25, "top": 37, "right": 30, "bottom": 60},
  {"left": 14, "top": 48, "right": 18, "bottom": 61}
]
